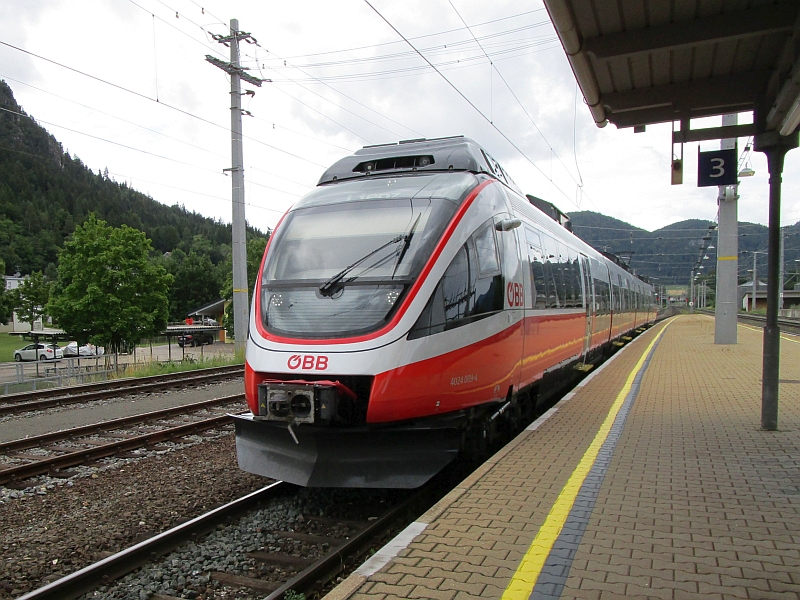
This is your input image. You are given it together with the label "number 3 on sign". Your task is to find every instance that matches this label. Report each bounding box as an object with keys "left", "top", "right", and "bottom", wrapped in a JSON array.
[{"left": 697, "top": 149, "right": 736, "bottom": 187}]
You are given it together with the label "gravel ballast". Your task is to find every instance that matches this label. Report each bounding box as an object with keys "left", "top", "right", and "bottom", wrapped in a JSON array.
[
  {"left": 0, "top": 432, "right": 266, "bottom": 598},
  {"left": 84, "top": 486, "right": 409, "bottom": 600}
]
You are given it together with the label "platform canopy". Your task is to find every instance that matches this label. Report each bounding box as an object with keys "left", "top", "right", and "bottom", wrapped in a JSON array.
[
  {"left": 543, "top": 0, "right": 800, "bottom": 430},
  {"left": 543, "top": 0, "right": 800, "bottom": 139}
]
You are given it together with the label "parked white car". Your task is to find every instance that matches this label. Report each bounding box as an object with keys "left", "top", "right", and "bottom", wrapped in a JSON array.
[
  {"left": 63, "top": 342, "right": 104, "bottom": 357},
  {"left": 13, "top": 343, "right": 63, "bottom": 362}
]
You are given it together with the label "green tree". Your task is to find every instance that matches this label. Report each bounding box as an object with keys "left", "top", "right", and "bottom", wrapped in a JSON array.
[
  {"left": 221, "top": 235, "right": 269, "bottom": 337},
  {"left": 48, "top": 214, "right": 173, "bottom": 351},
  {"left": 9, "top": 270, "right": 52, "bottom": 327},
  {"left": 166, "top": 249, "right": 225, "bottom": 321}
]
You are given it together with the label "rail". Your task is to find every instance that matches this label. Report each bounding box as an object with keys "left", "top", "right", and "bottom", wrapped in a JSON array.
[
  {"left": 0, "top": 365, "right": 243, "bottom": 415},
  {"left": 16, "top": 474, "right": 440, "bottom": 600},
  {"left": 15, "top": 483, "right": 286, "bottom": 600},
  {"left": 0, "top": 394, "right": 244, "bottom": 454},
  {"left": 0, "top": 363, "right": 242, "bottom": 398},
  {"left": 695, "top": 309, "right": 800, "bottom": 334},
  {"left": 0, "top": 411, "right": 235, "bottom": 485}
]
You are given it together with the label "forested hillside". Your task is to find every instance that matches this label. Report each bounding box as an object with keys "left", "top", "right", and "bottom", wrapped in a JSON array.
[
  {"left": 0, "top": 80, "right": 268, "bottom": 321},
  {"left": 0, "top": 80, "right": 264, "bottom": 275}
]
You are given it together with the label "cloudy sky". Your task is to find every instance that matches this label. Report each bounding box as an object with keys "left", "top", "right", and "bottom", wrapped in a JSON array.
[{"left": 1, "top": 0, "right": 798, "bottom": 235}]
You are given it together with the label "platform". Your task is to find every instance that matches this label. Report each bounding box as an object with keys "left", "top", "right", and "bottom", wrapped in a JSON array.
[{"left": 325, "top": 314, "right": 800, "bottom": 599}]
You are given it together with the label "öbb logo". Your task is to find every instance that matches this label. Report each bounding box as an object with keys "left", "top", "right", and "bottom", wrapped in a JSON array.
[
  {"left": 506, "top": 282, "right": 523, "bottom": 307},
  {"left": 287, "top": 355, "right": 329, "bottom": 371}
]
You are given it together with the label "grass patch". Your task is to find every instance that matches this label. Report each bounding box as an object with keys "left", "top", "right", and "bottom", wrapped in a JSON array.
[
  {"left": 116, "top": 351, "right": 244, "bottom": 379},
  {"left": 0, "top": 332, "right": 27, "bottom": 363}
]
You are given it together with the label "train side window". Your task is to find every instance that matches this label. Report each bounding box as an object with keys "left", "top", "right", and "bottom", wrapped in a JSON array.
[
  {"left": 554, "top": 241, "right": 569, "bottom": 307},
  {"left": 474, "top": 223, "right": 500, "bottom": 275},
  {"left": 529, "top": 247, "right": 547, "bottom": 309},
  {"left": 565, "top": 248, "right": 578, "bottom": 308},
  {"left": 441, "top": 244, "right": 472, "bottom": 323},
  {"left": 624, "top": 279, "right": 630, "bottom": 311},
  {"left": 525, "top": 227, "right": 542, "bottom": 249},
  {"left": 409, "top": 218, "right": 503, "bottom": 339},
  {"left": 541, "top": 235, "right": 561, "bottom": 308},
  {"left": 524, "top": 227, "right": 546, "bottom": 309},
  {"left": 595, "top": 277, "right": 610, "bottom": 314}
]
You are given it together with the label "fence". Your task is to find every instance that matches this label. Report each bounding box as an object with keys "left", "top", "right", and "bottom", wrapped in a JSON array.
[{"left": 0, "top": 356, "right": 122, "bottom": 395}]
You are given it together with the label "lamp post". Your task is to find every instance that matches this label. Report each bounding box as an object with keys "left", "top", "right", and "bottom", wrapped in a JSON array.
[{"left": 751, "top": 250, "right": 767, "bottom": 312}]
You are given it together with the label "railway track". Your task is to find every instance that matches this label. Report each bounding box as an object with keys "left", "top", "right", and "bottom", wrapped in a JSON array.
[
  {"left": 0, "top": 364, "right": 244, "bottom": 416},
  {"left": 17, "top": 479, "right": 439, "bottom": 600},
  {"left": 0, "top": 394, "right": 245, "bottom": 485},
  {"left": 696, "top": 309, "right": 800, "bottom": 334}
]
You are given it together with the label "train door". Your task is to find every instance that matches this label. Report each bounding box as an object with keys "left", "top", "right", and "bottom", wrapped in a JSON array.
[
  {"left": 494, "top": 214, "right": 524, "bottom": 391},
  {"left": 520, "top": 227, "right": 546, "bottom": 388},
  {"left": 579, "top": 254, "right": 593, "bottom": 361}
]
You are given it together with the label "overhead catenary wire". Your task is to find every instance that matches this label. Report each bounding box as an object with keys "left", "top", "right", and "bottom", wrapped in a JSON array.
[
  {"left": 0, "top": 39, "right": 329, "bottom": 169},
  {"left": 236, "top": 10, "right": 554, "bottom": 146},
  {"left": 183, "top": 0, "right": 227, "bottom": 27},
  {"left": 126, "top": 0, "right": 228, "bottom": 61},
  {"left": 0, "top": 74, "right": 314, "bottom": 192},
  {"left": 0, "top": 142, "right": 293, "bottom": 220},
  {"left": 361, "top": 0, "right": 581, "bottom": 209},
  {"left": 273, "top": 8, "right": 547, "bottom": 61},
  {"left": 0, "top": 105, "right": 304, "bottom": 203},
  {"left": 107, "top": 170, "right": 295, "bottom": 215},
  {"left": 252, "top": 50, "right": 420, "bottom": 140},
  {"left": 257, "top": 83, "right": 372, "bottom": 144},
  {"left": 445, "top": 0, "right": 587, "bottom": 201},
  {"left": 256, "top": 23, "right": 554, "bottom": 70},
  {"left": 260, "top": 39, "right": 558, "bottom": 85}
]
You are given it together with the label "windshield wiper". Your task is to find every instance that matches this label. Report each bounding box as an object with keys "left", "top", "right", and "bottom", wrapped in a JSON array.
[
  {"left": 319, "top": 234, "right": 404, "bottom": 298},
  {"left": 391, "top": 213, "right": 422, "bottom": 279}
]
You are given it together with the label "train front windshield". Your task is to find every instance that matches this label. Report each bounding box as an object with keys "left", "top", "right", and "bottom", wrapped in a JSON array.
[{"left": 260, "top": 173, "right": 478, "bottom": 338}]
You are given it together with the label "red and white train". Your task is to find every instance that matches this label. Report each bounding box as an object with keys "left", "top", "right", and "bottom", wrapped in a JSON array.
[{"left": 235, "top": 137, "right": 656, "bottom": 488}]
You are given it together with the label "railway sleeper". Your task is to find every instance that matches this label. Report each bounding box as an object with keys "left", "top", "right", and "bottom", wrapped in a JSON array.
[
  {"left": 272, "top": 530, "right": 348, "bottom": 546},
  {"left": 211, "top": 571, "right": 280, "bottom": 593},
  {"left": 248, "top": 551, "right": 315, "bottom": 568}
]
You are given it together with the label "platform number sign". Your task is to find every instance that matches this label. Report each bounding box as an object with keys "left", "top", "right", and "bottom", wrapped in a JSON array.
[{"left": 697, "top": 148, "right": 737, "bottom": 187}]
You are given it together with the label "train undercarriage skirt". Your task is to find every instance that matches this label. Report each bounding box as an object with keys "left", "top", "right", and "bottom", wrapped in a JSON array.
[{"left": 233, "top": 413, "right": 462, "bottom": 488}]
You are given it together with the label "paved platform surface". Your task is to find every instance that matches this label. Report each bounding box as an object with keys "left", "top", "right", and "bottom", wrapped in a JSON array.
[{"left": 325, "top": 314, "right": 800, "bottom": 599}]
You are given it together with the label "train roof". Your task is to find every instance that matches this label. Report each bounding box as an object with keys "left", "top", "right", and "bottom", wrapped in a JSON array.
[{"left": 317, "top": 136, "right": 523, "bottom": 195}]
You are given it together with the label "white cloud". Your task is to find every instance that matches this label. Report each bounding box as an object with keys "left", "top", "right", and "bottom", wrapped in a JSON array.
[{"left": 1, "top": 0, "right": 797, "bottom": 235}]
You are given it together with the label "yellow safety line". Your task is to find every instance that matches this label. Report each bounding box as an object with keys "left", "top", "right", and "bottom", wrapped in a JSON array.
[{"left": 501, "top": 323, "right": 671, "bottom": 600}]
